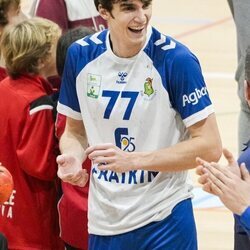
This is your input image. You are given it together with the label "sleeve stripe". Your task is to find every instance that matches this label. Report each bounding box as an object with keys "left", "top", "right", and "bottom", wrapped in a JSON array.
[
  {"left": 30, "top": 95, "right": 55, "bottom": 109},
  {"left": 57, "top": 102, "right": 82, "bottom": 120},
  {"left": 30, "top": 105, "right": 53, "bottom": 115},
  {"left": 183, "top": 105, "right": 214, "bottom": 127}
]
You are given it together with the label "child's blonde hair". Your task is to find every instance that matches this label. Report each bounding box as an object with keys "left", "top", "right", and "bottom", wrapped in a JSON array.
[{"left": 1, "top": 17, "right": 61, "bottom": 78}]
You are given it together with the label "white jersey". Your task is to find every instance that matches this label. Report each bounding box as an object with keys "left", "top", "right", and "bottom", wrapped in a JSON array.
[{"left": 58, "top": 26, "right": 214, "bottom": 235}]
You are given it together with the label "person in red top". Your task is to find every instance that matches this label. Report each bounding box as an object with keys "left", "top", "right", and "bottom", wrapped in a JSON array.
[
  {"left": 56, "top": 26, "right": 94, "bottom": 250},
  {"left": 0, "top": 0, "right": 27, "bottom": 81},
  {"left": 0, "top": 67, "right": 6, "bottom": 81},
  {"left": 0, "top": 17, "right": 64, "bottom": 249},
  {"left": 30, "top": 0, "right": 107, "bottom": 33},
  {"left": 0, "top": 3, "right": 23, "bottom": 246}
]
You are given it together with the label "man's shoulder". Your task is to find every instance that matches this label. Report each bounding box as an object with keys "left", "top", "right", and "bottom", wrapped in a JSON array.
[
  {"left": 146, "top": 27, "right": 192, "bottom": 60},
  {"left": 65, "top": 29, "right": 108, "bottom": 73},
  {"left": 69, "top": 29, "right": 108, "bottom": 57},
  {"left": 144, "top": 27, "right": 195, "bottom": 71}
]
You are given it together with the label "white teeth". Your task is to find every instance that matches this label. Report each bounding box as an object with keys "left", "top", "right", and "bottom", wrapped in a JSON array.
[{"left": 131, "top": 27, "right": 143, "bottom": 30}]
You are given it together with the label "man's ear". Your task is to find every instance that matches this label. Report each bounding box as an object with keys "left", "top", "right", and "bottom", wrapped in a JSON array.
[
  {"left": 37, "top": 58, "right": 45, "bottom": 71},
  {"left": 98, "top": 5, "right": 110, "bottom": 20}
]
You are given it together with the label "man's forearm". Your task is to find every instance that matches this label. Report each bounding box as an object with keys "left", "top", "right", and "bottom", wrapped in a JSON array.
[
  {"left": 59, "top": 118, "right": 88, "bottom": 163},
  {"left": 59, "top": 130, "right": 87, "bottom": 163},
  {"left": 132, "top": 136, "right": 221, "bottom": 172}
]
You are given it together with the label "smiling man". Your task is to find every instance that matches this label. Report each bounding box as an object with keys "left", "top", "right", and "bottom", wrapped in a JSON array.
[{"left": 56, "top": 0, "right": 222, "bottom": 249}]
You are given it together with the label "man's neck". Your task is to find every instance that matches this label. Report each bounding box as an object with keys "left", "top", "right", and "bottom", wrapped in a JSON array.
[{"left": 109, "top": 35, "right": 146, "bottom": 58}]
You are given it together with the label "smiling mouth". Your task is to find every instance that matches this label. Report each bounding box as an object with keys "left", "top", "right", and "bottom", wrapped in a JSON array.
[{"left": 128, "top": 27, "right": 144, "bottom": 33}]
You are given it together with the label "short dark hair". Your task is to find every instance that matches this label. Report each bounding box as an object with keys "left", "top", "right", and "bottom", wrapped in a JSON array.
[
  {"left": 56, "top": 26, "right": 95, "bottom": 76},
  {"left": 94, "top": 0, "right": 99, "bottom": 10},
  {"left": 94, "top": 0, "right": 114, "bottom": 12},
  {"left": 94, "top": 0, "right": 152, "bottom": 12}
]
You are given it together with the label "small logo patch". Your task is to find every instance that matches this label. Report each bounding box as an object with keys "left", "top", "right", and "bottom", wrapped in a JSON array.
[
  {"left": 144, "top": 77, "right": 154, "bottom": 97},
  {"left": 116, "top": 72, "right": 128, "bottom": 84},
  {"left": 140, "top": 77, "right": 157, "bottom": 100},
  {"left": 87, "top": 73, "right": 101, "bottom": 99},
  {"left": 115, "top": 127, "right": 135, "bottom": 152}
]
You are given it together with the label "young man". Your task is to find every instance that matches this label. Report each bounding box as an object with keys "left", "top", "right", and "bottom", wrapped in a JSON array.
[{"left": 57, "top": 0, "right": 222, "bottom": 249}]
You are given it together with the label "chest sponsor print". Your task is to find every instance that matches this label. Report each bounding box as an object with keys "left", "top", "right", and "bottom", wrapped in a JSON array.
[{"left": 87, "top": 73, "right": 102, "bottom": 99}]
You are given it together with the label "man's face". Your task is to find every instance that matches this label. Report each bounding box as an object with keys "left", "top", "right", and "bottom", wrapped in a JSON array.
[{"left": 104, "top": 0, "right": 152, "bottom": 52}]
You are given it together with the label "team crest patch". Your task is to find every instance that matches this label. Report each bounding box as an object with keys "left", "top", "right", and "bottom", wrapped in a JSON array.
[
  {"left": 144, "top": 77, "right": 154, "bottom": 96},
  {"left": 87, "top": 73, "right": 101, "bottom": 99},
  {"left": 141, "top": 77, "right": 156, "bottom": 100}
]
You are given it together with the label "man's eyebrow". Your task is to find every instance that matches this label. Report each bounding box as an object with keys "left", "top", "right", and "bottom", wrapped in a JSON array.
[{"left": 119, "top": 1, "right": 134, "bottom": 7}]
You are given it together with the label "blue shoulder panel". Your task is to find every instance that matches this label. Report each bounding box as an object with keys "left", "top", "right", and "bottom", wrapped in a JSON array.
[
  {"left": 58, "top": 30, "right": 108, "bottom": 113},
  {"left": 143, "top": 27, "right": 211, "bottom": 120}
]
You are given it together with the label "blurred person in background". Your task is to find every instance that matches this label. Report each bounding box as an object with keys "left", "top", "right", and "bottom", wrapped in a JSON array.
[
  {"left": 56, "top": 26, "right": 95, "bottom": 250},
  {"left": 196, "top": 149, "right": 250, "bottom": 249},
  {"left": 227, "top": 0, "right": 250, "bottom": 154},
  {"left": 196, "top": 45, "right": 250, "bottom": 250},
  {"left": 227, "top": 1, "right": 250, "bottom": 246},
  {"left": 0, "top": 2, "right": 25, "bottom": 246},
  {"left": 29, "top": 0, "right": 107, "bottom": 93},
  {"left": 0, "top": 17, "right": 63, "bottom": 249},
  {"left": 30, "top": 0, "right": 107, "bottom": 32},
  {"left": 0, "top": 0, "right": 26, "bottom": 81}
]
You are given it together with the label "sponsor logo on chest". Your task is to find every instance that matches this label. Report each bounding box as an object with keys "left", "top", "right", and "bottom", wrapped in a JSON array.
[
  {"left": 87, "top": 73, "right": 102, "bottom": 99},
  {"left": 116, "top": 72, "right": 128, "bottom": 84}
]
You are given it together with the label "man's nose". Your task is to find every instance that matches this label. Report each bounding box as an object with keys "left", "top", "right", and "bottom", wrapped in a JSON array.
[{"left": 133, "top": 9, "right": 147, "bottom": 23}]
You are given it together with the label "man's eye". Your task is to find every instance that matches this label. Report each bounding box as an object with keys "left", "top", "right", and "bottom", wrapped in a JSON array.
[
  {"left": 122, "top": 6, "right": 135, "bottom": 11},
  {"left": 142, "top": 4, "right": 150, "bottom": 9}
]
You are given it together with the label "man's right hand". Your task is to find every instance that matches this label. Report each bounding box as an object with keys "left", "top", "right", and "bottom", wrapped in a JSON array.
[{"left": 57, "top": 154, "right": 89, "bottom": 187}]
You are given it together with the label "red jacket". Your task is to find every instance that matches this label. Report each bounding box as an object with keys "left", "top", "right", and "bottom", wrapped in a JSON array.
[
  {"left": 0, "top": 67, "right": 7, "bottom": 81},
  {"left": 0, "top": 75, "right": 63, "bottom": 249}
]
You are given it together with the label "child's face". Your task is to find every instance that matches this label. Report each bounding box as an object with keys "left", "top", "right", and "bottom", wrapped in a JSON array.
[{"left": 43, "top": 35, "right": 62, "bottom": 77}]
